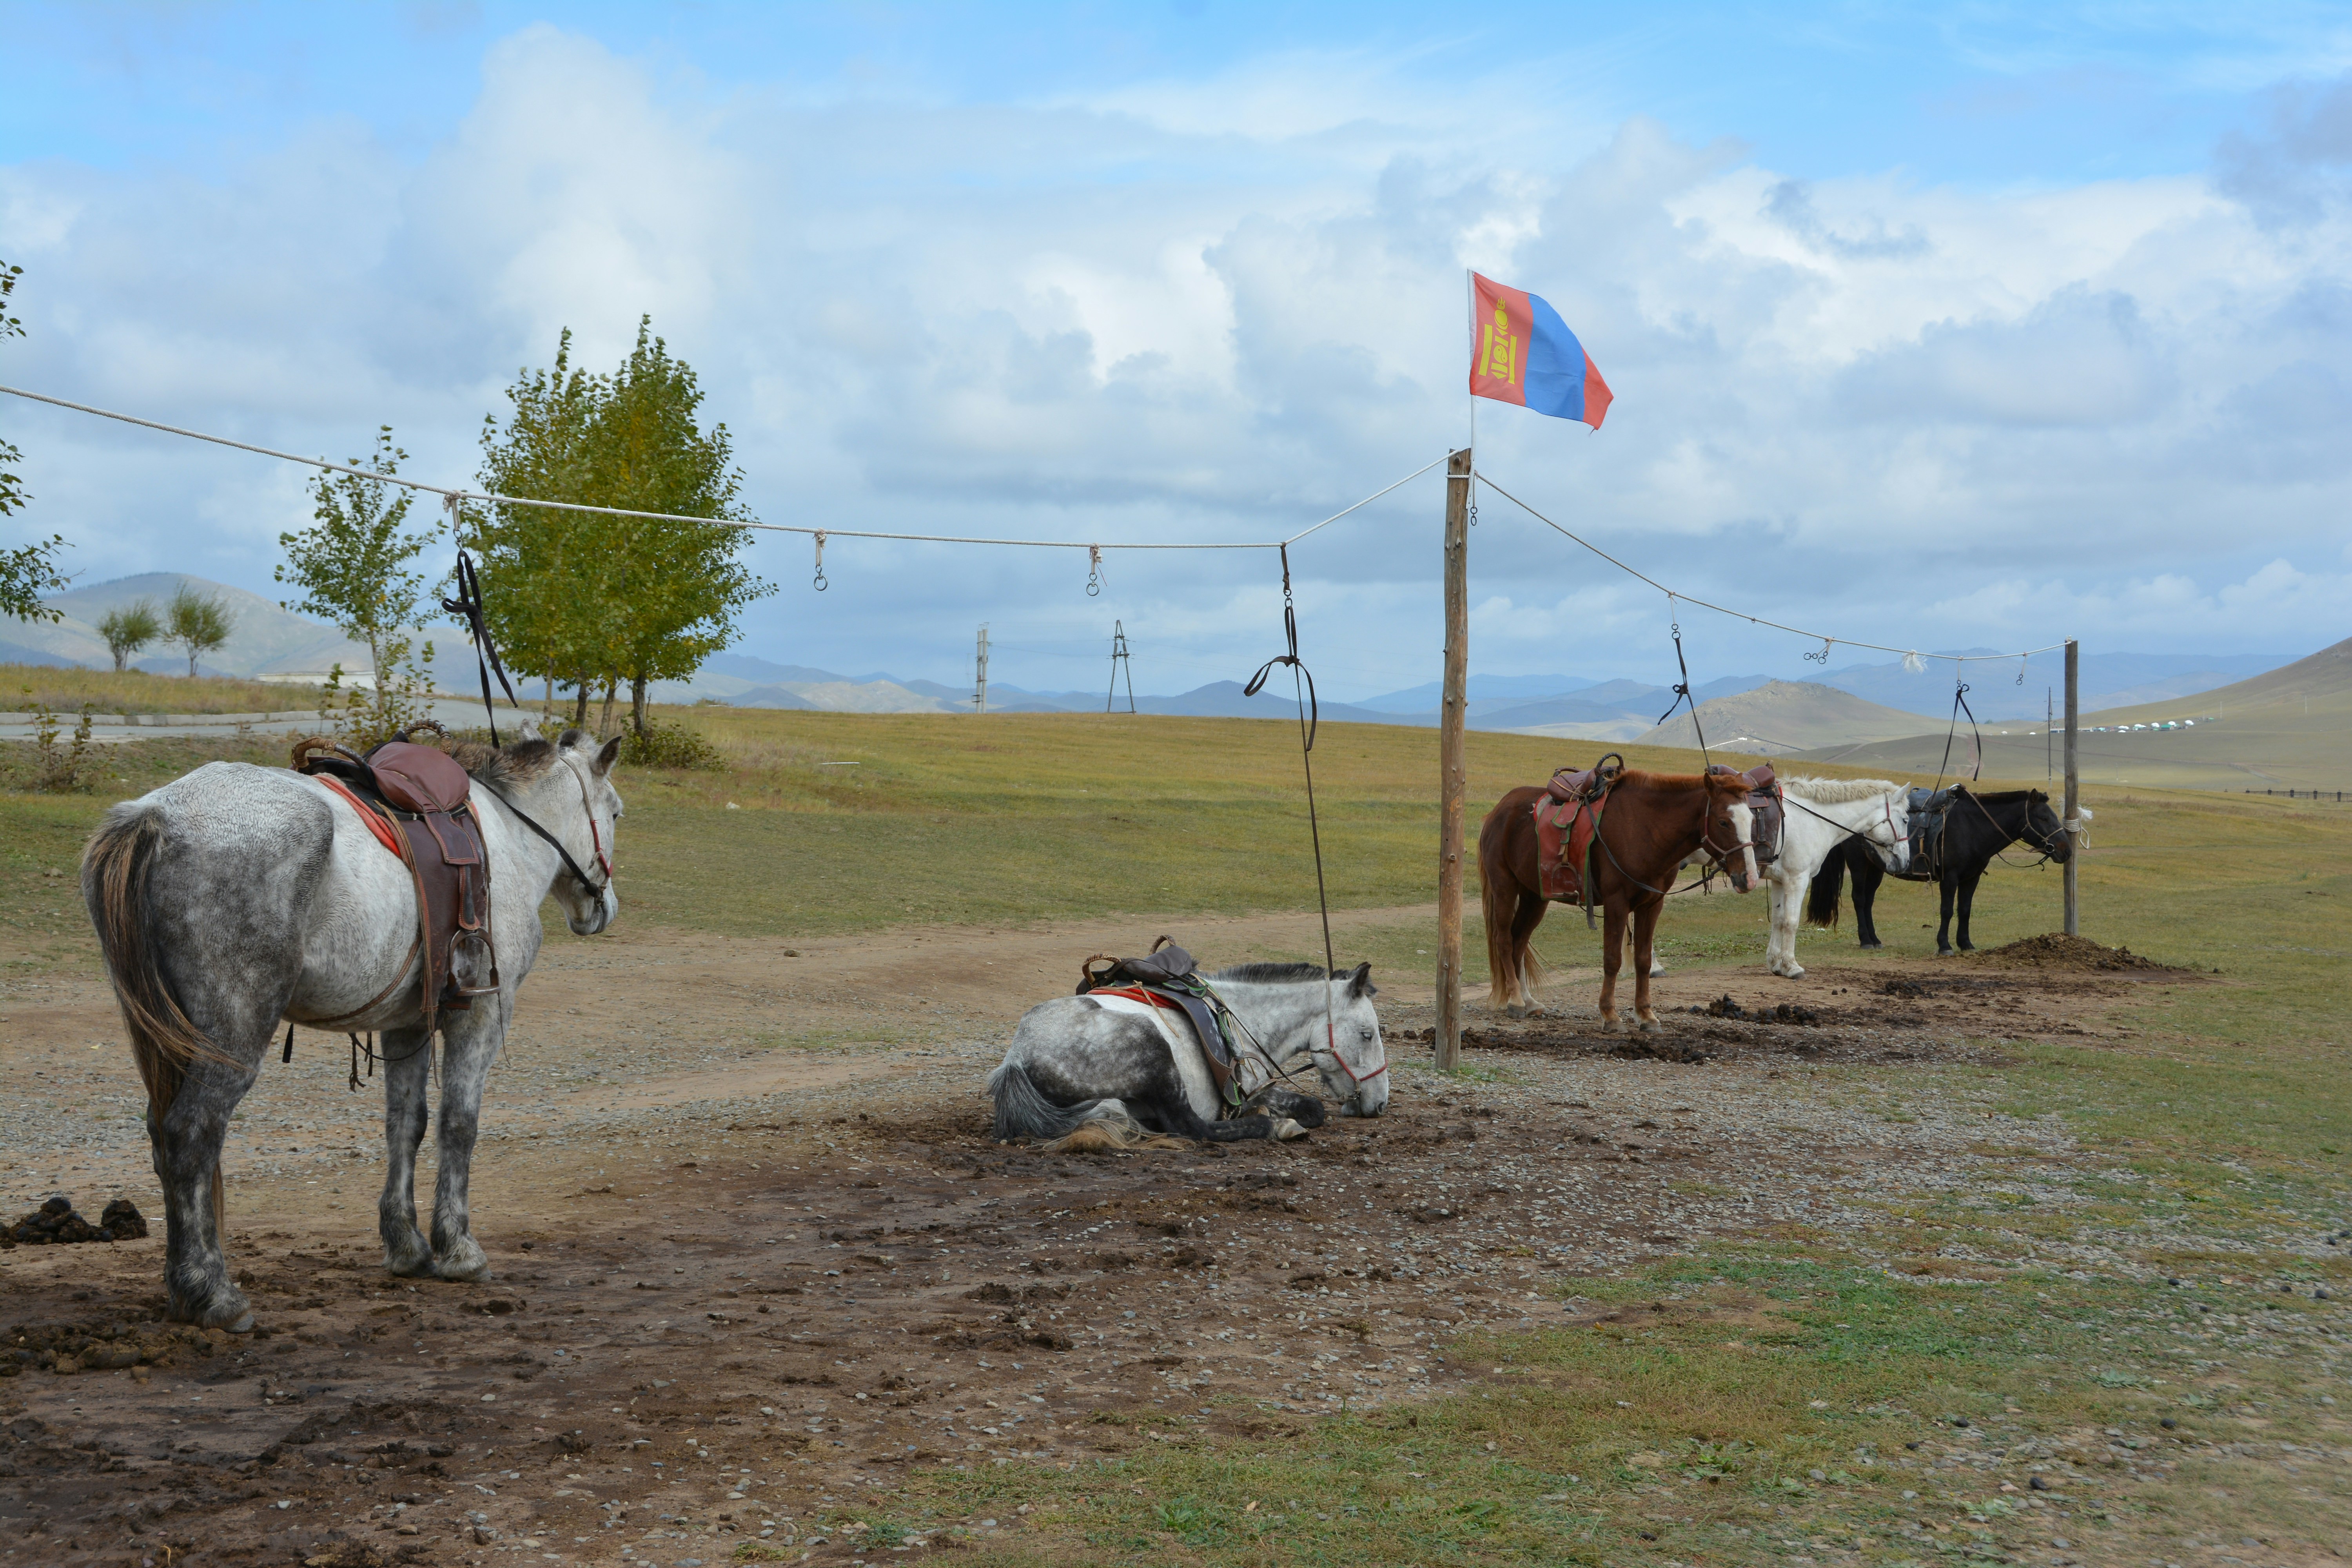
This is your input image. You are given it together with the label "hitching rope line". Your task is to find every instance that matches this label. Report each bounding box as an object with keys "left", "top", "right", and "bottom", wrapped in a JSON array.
[
  {"left": 1470, "top": 467, "right": 2070, "bottom": 667},
  {"left": 0, "top": 382, "right": 1444, "bottom": 555}
]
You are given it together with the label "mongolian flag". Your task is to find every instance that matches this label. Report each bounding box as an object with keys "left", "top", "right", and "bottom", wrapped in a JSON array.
[{"left": 1468, "top": 271, "right": 1612, "bottom": 429}]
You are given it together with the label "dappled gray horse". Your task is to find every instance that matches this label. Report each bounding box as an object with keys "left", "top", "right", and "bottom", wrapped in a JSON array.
[
  {"left": 82, "top": 724, "right": 622, "bottom": 1330},
  {"left": 991, "top": 961, "right": 1389, "bottom": 1146}
]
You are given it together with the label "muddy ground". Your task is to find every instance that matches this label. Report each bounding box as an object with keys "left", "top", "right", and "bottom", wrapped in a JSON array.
[{"left": 0, "top": 911, "right": 2185, "bottom": 1568}]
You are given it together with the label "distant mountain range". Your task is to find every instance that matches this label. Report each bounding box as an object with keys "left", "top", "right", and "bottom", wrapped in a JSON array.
[{"left": 4, "top": 577, "right": 2310, "bottom": 739}]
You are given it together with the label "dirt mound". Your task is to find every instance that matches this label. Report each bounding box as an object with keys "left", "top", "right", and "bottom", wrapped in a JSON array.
[
  {"left": 1967, "top": 933, "right": 2169, "bottom": 973},
  {"left": 2, "top": 1194, "right": 147, "bottom": 1247}
]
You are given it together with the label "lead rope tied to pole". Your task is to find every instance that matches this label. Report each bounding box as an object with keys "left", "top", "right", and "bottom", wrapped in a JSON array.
[{"left": 1242, "top": 543, "right": 1341, "bottom": 1076}]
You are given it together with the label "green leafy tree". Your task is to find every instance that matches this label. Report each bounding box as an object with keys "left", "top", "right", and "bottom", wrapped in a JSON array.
[
  {"left": 471, "top": 329, "right": 615, "bottom": 727},
  {"left": 1, "top": 257, "right": 70, "bottom": 622},
  {"left": 98, "top": 599, "right": 160, "bottom": 671},
  {"left": 163, "top": 584, "right": 234, "bottom": 677},
  {"left": 592, "top": 319, "right": 772, "bottom": 737},
  {"left": 276, "top": 428, "right": 440, "bottom": 683},
  {"left": 472, "top": 319, "right": 770, "bottom": 738}
]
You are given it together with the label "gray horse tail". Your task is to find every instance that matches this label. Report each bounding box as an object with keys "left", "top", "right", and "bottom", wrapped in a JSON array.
[
  {"left": 989, "top": 1062, "right": 1110, "bottom": 1143},
  {"left": 82, "top": 806, "right": 231, "bottom": 1235}
]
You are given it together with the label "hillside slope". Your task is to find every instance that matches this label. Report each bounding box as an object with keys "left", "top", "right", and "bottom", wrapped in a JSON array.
[
  {"left": 1636, "top": 679, "right": 1931, "bottom": 754},
  {"left": 1796, "top": 635, "right": 2352, "bottom": 790}
]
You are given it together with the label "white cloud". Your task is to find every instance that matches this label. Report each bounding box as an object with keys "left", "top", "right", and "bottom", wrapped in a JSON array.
[{"left": 3, "top": 28, "right": 2348, "bottom": 698}]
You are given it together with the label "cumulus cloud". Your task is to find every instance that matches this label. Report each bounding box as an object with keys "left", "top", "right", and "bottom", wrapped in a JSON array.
[{"left": 1, "top": 25, "right": 2347, "bottom": 699}]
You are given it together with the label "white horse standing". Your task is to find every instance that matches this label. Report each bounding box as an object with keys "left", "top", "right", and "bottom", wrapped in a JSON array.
[
  {"left": 1760, "top": 777, "right": 1910, "bottom": 978},
  {"left": 81, "top": 723, "right": 622, "bottom": 1329}
]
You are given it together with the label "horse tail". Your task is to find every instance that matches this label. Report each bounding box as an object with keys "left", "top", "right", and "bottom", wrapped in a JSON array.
[
  {"left": 1806, "top": 840, "right": 1846, "bottom": 929},
  {"left": 989, "top": 1061, "right": 1118, "bottom": 1144},
  {"left": 83, "top": 805, "right": 231, "bottom": 1240},
  {"left": 1477, "top": 807, "right": 1532, "bottom": 1005}
]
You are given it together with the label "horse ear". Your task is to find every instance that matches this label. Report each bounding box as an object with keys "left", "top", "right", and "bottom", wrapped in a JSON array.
[
  {"left": 516, "top": 716, "right": 543, "bottom": 743},
  {"left": 594, "top": 735, "right": 624, "bottom": 777},
  {"left": 1347, "top": 961, "right": 1374, "bottom": 998},
  {"left": 557, "top": 727, "right": 591, "bottom": 750}
]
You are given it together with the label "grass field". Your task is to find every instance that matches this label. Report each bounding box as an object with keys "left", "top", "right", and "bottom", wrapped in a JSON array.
[
  {"left": 4, "top": 706, "right": 2346, "bottom": 1564},
  {"left": 0, "top": 661, "right": 321, "bottom": 715}
]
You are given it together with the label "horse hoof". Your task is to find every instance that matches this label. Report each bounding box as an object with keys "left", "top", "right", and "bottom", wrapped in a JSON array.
[
  {"left": 1781, "top": 966, "right": 1806, "bottom": 980},
  {"left": 1635, "top": 1015, "right": 1661, "bottom": 1033},
  {"left": 1600, "top": 1016, "right": 1623, "bottom": 1034},
  {"left": 435, "top": 1236, "right": 491, "bottom": 1281},
  {"left": 1273, "top": 1119, "right": 1307, "bottom": 1142}
]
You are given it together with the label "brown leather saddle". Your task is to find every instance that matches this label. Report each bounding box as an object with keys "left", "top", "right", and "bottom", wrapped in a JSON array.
[
  {"left": 1534, "top": 754, "right": 1621, "bottom": 909},
  {"left": 1076, "top": 939, "right": 1246, "bottom": 1110},
  {"left": 294, "top": 735, "right": 498, "bottom": 1029},
  {"left": 1709, "top": 762, "right": 1782, "bottom": 867}
]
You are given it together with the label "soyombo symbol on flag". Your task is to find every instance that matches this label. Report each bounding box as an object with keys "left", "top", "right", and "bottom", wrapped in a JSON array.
[{"left": 1469, "top": 271, "right": 1613, "bottom": 429}]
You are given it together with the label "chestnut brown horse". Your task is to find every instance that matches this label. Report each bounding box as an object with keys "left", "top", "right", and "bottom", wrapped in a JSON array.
[{"left": 1479, "top": 769, "right": 1756, "bottom": 1030}]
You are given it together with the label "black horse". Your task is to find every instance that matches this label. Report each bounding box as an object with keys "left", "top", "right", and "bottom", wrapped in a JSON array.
[{"left": 1806, "top": 787, "right": 2072, "bottom": 955}]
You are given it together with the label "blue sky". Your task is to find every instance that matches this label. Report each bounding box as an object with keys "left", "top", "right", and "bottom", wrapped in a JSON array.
[{"left": 3, "top": 2, "right": 2349, "bottom": 698}]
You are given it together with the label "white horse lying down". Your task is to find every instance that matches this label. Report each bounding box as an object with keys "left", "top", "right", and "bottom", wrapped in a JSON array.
[
  {"left": 990, "top": 962, "right": 1389, "bottom": 1148},
  {"left": 1762, "top": 777, "right": 1911, "bottom": 978}
]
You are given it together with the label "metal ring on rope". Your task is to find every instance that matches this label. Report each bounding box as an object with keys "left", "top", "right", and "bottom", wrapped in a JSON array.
[{"left": 812, "top": 530, "right": 828, "bottom": 592}]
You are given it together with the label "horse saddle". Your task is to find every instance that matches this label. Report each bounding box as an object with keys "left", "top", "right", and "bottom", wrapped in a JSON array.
[
  {"left": 295, "top": 736, "right": 499, "bottom": 1027},
  {"left": 1533, "top": 785, "right": 1608, "bottom": 906},
  {"left": 1891, "top": 785, "right": 1957, "bottom": 881},
  {"left": 1709, "top": 762, "right": 1783, "bottom": 867},
  {"left": 1076, "top": 940, "right": 1244, "bottom": 1109}
]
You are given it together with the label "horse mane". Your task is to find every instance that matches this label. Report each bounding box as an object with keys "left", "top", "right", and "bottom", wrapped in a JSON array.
[
  {"left": 448, "top": 736, "right": 561, "bottom": 787},
  {"left": 1615, "top": 769, "right": 1744, "bottom": 793},
  {"left": 1211, "top": 961, "right": 1336, "bottom": 984},
  {"left": 1782, "top": 775, "right": 1902, "bottom": 804}
]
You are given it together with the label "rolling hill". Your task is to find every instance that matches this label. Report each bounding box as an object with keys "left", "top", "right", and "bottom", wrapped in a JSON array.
[
  {"left": 1635, "top": 679, "right": 1933, "bottom": 754},
  {"left": 1793, "top": 635, "right": 2352, "bottom": 791}
]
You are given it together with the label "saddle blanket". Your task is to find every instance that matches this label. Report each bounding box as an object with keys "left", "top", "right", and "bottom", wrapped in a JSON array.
[
  {"left": 1087, "top": 990, "right": 1227, "bottom": 1118},
  {"left": 1533, "top": 789, "right": 1607, "bottom": 904}
]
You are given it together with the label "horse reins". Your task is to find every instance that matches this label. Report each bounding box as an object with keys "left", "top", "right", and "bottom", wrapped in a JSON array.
[{"left": 475, "top": 753, "right": 612, "bottom": 901}]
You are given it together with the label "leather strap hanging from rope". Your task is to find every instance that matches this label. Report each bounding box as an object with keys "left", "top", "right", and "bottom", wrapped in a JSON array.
[
  {"left": 1241, "top": 543, "right": 1342, "bottom": 1069},
  {"left": 440, "top": 545, "right": 519, "bottom": 746},
  {"left": 1934, "top": 679, "right": 1984, "bottom": 791},
  {"left": 1650, "top": 599, "right": 1711, "bottom": 769}
]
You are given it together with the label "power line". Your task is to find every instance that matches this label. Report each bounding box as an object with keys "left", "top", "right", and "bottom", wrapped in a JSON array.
[
  {"left": 1470, "top": 466, "right": 2068, "bottom": 668},
  {"left": 0, "top": 382, "right": 1442, "bottom": 555}
]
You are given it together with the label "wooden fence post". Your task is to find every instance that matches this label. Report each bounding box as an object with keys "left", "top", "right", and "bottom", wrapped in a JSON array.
[
  {"left": 2063, "top": 638, "right": 2080, "bottom": 937},
  {"left": 1436, "top": 447, "right": 1473, "bottom": 1071}
]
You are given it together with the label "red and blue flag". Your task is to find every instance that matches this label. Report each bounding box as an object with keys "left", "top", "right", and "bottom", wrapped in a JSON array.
[{"left": 1469, "top": 271, "right": 1612, "bottom": 429}]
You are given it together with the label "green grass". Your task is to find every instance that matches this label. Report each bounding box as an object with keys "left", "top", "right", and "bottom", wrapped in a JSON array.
[
  {"left": 0, "top": 660, "right": 320, "bottom": 715},
  {"left": 4, "top": 706, "right": 2348, "bottom": 1563}
]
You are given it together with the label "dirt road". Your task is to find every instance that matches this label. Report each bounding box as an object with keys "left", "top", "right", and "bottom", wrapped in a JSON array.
[{"left": 0, "top": 911, "right": 2160, "bottom": 1567}]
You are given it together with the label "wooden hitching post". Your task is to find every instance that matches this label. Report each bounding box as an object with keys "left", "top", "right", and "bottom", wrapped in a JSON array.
[
  {"left": 2063, "top": 638, "right": 2080, "bottom": 936},
  {"left": 1436, "top": 446, "right": 1474, "bottom": 1070}
]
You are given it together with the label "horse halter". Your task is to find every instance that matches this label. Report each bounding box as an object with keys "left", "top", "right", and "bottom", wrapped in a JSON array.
[{"left": 477, "top": 751, "right": 613, "bottom": 902}]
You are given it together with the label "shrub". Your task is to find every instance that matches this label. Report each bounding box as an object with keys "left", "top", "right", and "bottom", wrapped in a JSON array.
[{"left": 622, "top": 719, "right": 723, "bottom": 771}]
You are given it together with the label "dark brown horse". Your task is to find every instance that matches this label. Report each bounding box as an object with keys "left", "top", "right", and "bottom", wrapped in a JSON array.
[{"left": 1479, "top": 769, "right": 1756, "bottom": 1030}]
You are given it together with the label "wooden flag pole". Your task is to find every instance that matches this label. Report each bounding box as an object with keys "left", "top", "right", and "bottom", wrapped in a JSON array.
[
  {"left": 1436, "top": 445, "right": 1474, "bottom": 1070},
  {"left": 2063, "top": 638, "right": 2080, "bottom": 936}
]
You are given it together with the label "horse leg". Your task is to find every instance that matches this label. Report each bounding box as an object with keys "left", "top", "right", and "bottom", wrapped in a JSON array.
[
  {"left": 1936, "top": 876, "right": 1957, "bottom": 956},
  {"left": 1632, "top": 901, "right": 1662, "bottom": 1030},
  {"left": 425, "top": 1002, "right": 510, "bottom": 1281},
  {"left": 377, "top": 1025, "right": 437, "bottom": 1277},
  {"left": 1598, "top": 904, "right": 1625, "bottom": 1033},
  {"left": 150, "top": 1036, "right": 268, "bottom": 1330},
  {"left": 1773, "top": 873, "right": 1809, "bottom": 978},
  {"left": 1149, "top": 1093, "right": 1296, "bottom": 1142},
  {"left": 1506, "top": 893, "right": 1548, "bottom": 1015},
  {"left": 1851, "top": 844, "right": 1886, "bottom": 949},
  {"left": 1956, "top": 869, "right": 1981, "bottom": 952}
]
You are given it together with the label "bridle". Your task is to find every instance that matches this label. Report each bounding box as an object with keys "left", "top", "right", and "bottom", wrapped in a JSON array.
[
  {"left": 1200, "top": 977, "right": 1387, "bottom": 1107},
  {"left": 475, "top": 750, "right": 613, "bottom": 902}
]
